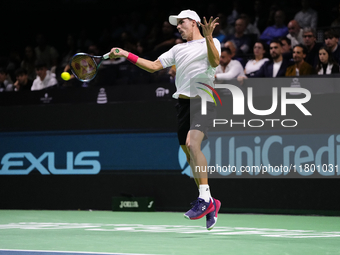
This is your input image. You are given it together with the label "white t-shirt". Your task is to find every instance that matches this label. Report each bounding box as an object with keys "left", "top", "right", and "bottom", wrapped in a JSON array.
[
  {"left": 244, "top": 58, "right": 269, "bottom": 75},
  {"left": 215, "top": 60, "right": 244, "bottom": 80},
  {"left": 158, "top": 38, "right": 221, "bottom": 99},
  {"left": 273, "top": 60, "right": 282, "bottom": 77},
  {"left": 31, "top": 70, "right": 58, "bottom": 91}
]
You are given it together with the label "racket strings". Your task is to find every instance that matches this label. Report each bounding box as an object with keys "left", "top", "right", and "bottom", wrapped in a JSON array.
[{"left": 70, "top": 55, "right": 97, "bottom": 81}]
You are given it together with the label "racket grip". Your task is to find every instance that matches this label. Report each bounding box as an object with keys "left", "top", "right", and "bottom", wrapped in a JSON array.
[{"left": 103, "top": 52, "right": 110, "bottom": 59}]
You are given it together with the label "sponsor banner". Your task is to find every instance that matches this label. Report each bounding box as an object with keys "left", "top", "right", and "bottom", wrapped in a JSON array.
[
  {"left": 183, "top": 133, "right": 340, "bottom": 178},
  {"left": 0, "top": 131, "right": 179, "bottom": 175}
]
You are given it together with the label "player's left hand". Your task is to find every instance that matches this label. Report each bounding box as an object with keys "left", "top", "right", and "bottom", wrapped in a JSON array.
[{"left": 199, "top": 16, "right": 219, "bottom": 38}]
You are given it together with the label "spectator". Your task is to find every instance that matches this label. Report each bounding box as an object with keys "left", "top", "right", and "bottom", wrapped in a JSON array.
[
  {"left": 286, "top": 44, "right": 315, "bottom": 76},
  {"left": 302, "top": 27, "right": 322, "bottom": 68},
  {"left": 227, "top": 0, "right": 243, "bottom": 27},
  {"left": 223, "top": 18, "right": 252, "bottom": 58},
  {"left": 35, "top": 33, "right": 59, "bottom": 72},
  {"left": 21, "top": 46, "right": 36, "bottom": 81},
  {"left": 250, "top": 0, "right": 268, "bottom": 33},
  {"left": 31, "top": 61, "right": 58, "bottom": 91},
  {"left": 331, "top": 2, "right": 340, "bottom": 27},
  {"left": 279, "top": 37, "right": 293, "bottom": 60},
  {"left": 59, "top": 34, "right": 77, "bottom": 72},
  {"left": 324, "top": 29, "right": 340, "bottom": 65},
  {"left": 294, "top": 0, "right": 318, "bottom": 29},
  {"left": 316, "top": 46, "right": 340, "bottom": 75},
  {"left": 244, "top": 41, "right": 269, "bottom": 76},
  {"left": 0, "top": 68, "right": 13, "bottom": 92},
  {"left": 287, "top": 20, "right": 304, "bottom": 47},
  {"left": 212, "top": 22, "right": 227, "bottom": 43},
  {"left": 249, "top": 40, "right": 293, "bottom": 77},
  {"left": 224, "top": 41, "right": 237, "bottom": 58},
  {"left": 14, "top": 68, "right": 33, "bottom": 91},
  {"left": 125, "top": 11, "right": 148, "bottom": 41},
  {"left": 239, "top": 13, "right": 260, "bottom": 38},
  {"left": 153, "top": 21, "right": 178, "bottom": 52},
  {"left": 260, "top": 10, "right": 289, "bottom": 44},
  {"left": 215, "top": 48, "right": 244, "bottom": 80}
]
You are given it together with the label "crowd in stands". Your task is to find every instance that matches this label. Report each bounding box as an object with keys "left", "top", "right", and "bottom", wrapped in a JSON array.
[{"left": 1, "top": 0, "right": 340, "bottom": 92}]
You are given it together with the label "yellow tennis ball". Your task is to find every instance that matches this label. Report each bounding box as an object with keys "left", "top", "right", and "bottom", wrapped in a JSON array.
[{"left": 61, "top": 72, "right": 71, "bottom": 81}]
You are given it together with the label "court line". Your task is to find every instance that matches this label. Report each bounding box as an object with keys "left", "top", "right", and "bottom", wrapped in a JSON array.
[{"left": 0, "top": 249, "right": 159, "bottom": 255}]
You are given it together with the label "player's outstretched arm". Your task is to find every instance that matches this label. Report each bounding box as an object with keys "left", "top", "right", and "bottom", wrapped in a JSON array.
[
  {"left": 199, "top": 17, "right": 220, "bottom": 68},
  {"left": 109, "top": 48, "right": 163, "bottom": 73}
]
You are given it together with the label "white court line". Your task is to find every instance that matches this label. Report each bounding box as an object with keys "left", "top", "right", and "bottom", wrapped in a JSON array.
[{"left": 0, "top": 249, "right": 160, "bottom": 255}]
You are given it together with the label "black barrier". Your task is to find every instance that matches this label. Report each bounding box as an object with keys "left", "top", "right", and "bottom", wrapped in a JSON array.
[{"left": 1, "top": 77, "right": 340, "bottom": 214}]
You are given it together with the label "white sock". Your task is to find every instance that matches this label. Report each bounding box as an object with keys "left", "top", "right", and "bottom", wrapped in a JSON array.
[{"left": 199, "top": 184, "right": 211, "bottom": 203}]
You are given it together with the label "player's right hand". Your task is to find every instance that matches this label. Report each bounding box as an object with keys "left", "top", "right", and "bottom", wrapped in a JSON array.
[{"left": 109, "top": 48, "right": 128, "bottom": 59}]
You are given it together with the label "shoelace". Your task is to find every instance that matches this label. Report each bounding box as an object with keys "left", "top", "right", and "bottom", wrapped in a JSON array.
[{"left": 189, "top": 198, "right": 205, "bottom": 211}]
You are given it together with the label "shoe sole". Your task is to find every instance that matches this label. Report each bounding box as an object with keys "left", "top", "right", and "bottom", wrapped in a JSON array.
[{"left": 207, "top": 199, "right": 221, "bottom": 230}]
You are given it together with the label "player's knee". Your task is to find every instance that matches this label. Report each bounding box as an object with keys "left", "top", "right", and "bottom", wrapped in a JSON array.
[{"left": 186, "top": 140, "right": 200, "bottom": 156}]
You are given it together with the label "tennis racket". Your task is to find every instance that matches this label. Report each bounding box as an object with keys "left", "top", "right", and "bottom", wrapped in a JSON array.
[{"left": 69, "top": 52, "right": 111, "bottom": 82}]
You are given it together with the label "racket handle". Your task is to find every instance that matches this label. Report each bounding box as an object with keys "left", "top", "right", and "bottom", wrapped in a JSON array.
[{"left": 103, "top": 52, "right": 110, "bottom": 59}]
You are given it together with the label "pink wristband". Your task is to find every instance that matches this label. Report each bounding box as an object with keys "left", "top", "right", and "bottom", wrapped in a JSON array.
[{"left": 127, "top": 52, "right": 139, "bottom": 64}]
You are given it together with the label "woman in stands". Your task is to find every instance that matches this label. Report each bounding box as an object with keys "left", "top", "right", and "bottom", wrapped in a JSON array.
[
  {"left": 244, "top": 40, "right": 269, "bottom": 76},
  {"left": 316, "top": 46, "right": 340, "bottom": 75}
]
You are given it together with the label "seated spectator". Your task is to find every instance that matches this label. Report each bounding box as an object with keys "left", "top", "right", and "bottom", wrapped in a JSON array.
[
  {"left": 302, "top": 27, "right": 322, "bottom": 68},
  {"left": 0, "top": 68, "right": 13, "bottom": 92},
  {"left": 153, "top": 21, "right": 178, "bottom": 54},
  {"left": 324, "top": 29, "right": 340, "bottom": 65},
  {"left": 286, "top": 44, "right": 315, "bottom": 76},
  {"left": 35, "top": 33, "right": 59, "bottom": 72},
  {"left": 260, "top": 10, "right": 289, "bottom": 44},
  {"left": 215, "top": 48, "right": 244, "bottom": 80},
  {"left": 249, "top": 40, "right": 293, "bottom": 77},
  {"left": 223, "top": 18, "right": 252, "bottom": 58},
  {"left": 294, "top": 0, "right": 317, "bottom": 29},
  {"left": 31, "top": 61, "right": 58, "bottom": 91},
  {"left": 212, "top": 22, "right": 227, "bottom": 43},
  {"left": 244, "top": 41, "right": 269, "bottom": 76},
  {"left": 331, "top": 2, "right": 340, "bottom": 27},
  {"left": 21, "top": 46, "right": 36, "bottom": 81},
  {"left": 227, "top": 0, "right": 243, "bottom": 27},
  {"left": 316, "top": 46, "right": 340, "bottom": 75},
  {"left": 250, "top": 0, "right": 267, "bottom": 34},
  {"left": 224, "top": 41, "right": 237, "bottom": 58},
  {"left": 279, "top": 37, "right": 293, "bottom": 60},
  {"left": 287, "top": 20, "right": 304, "bottom": 47},
  {"left": 14, "top": 68, "right": 33, "bottom": 91}
]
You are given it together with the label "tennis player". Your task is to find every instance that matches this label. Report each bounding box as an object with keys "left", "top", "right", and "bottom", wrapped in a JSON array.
[{"left": 109, "top": 10, "right": 221, "bottom": 230}]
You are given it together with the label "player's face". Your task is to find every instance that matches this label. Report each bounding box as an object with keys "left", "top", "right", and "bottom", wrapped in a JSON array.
[
  {"left": 293, "top": 46, "right": 305, "bottom": 63},
  {"left": 177, "top": 18, "right": 194, "bottom": 40},
  {"left": 319, "top": 49, "right": 329, "bottom": 64}
]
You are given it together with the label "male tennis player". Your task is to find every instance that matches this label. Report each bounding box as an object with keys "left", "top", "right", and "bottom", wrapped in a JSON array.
[{"left": 109, "top": 10, "right": 221, "bottom": 230}]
